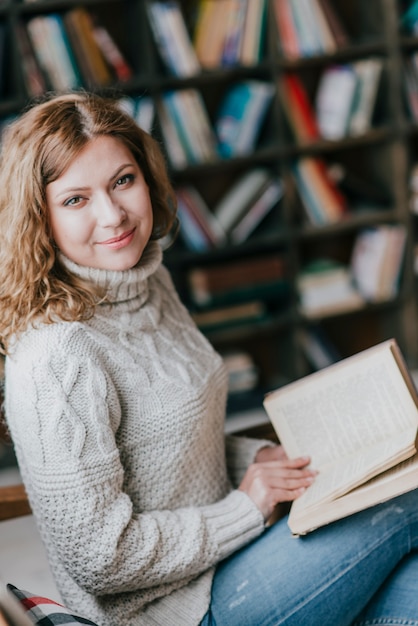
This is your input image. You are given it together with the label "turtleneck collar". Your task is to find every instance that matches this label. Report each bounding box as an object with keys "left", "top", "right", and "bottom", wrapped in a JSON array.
[{"left": 59, "top": 241, "right": 163, "bottom": 305}]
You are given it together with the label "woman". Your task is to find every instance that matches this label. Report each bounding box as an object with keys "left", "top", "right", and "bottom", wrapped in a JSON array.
[{"left": 1, "top": 92, "right": 418, "bottom": 626}]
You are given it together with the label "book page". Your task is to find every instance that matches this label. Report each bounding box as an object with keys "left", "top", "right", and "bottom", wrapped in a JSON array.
[
  {"left": 289, "top": 452, "right": 418, "bottom": 536},
  {"left": 264, "top": 341, "right": 418, "bottom": 471},
  {"left": 290, "top": 427, "right": 416, "bottom": 511}
]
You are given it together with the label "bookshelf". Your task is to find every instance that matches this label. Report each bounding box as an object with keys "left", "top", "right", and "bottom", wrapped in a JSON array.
[{"left": 1, "top": 0, "right": 418, "bottom": 431}]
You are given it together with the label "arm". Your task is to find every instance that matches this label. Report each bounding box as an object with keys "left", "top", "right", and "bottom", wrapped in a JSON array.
[
  {"left": 225, "top": 434, "right": 275, "bottom": 487},
  {"left": 5, "top": 339, "right": 264, "bottom": 597}
]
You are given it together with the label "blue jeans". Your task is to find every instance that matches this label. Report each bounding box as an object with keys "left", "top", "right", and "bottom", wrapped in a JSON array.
[{"left": 201, "top": 489, "right": 418, "bottom": 625}]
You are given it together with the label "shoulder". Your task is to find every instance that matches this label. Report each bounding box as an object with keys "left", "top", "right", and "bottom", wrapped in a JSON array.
[{"left": 7, "top": 319, "right": 97, "bottom": 373}]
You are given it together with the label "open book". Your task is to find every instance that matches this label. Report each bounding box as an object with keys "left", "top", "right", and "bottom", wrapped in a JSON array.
[{"left": 263, "top": 339, "right": 418, "bottom": 536}]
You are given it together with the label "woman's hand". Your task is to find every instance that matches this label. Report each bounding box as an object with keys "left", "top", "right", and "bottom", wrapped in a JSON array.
[{"left": 239, "top": 445, "right": 317, "bottom": 521}]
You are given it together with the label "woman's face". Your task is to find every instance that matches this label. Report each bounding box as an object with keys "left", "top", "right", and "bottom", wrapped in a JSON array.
[{"left": 46, "top": 135, "right": 154, "bottom": 271}]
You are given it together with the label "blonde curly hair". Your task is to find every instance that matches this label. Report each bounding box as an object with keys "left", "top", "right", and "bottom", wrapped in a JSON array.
[{"left": 0, "top": 91, "right": 177, "bottom": 353}]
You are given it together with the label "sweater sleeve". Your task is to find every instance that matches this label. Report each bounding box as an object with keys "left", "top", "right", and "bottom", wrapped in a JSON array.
[
  {"left": 225, "top": 434, "right": 276, "bottom": 487},
  {"left": 5, "top": 340, "right": 265, "bottom": 598}
]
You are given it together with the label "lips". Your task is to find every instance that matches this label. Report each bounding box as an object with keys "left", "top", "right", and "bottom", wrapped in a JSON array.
[{"left": 99, "top": 227, "right": 136, "bottom": 249}]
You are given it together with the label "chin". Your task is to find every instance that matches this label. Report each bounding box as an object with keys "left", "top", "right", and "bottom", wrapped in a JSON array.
[{"left": 104, "top": 252, "right": 144, "bottom": 272}]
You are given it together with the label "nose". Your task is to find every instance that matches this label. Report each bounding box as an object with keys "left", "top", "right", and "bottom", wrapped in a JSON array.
[{"left": 96, "top": 192, "right": 126, "bottom": 227}]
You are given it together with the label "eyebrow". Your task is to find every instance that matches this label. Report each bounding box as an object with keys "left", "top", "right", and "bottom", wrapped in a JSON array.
[{"left": 49, "top": 162, "right": 135, "bottom": 199}]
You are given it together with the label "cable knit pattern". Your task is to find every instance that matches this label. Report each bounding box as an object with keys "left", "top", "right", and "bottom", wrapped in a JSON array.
[{"left": 5, "top": 242, "right": 267, "bottom": 626}]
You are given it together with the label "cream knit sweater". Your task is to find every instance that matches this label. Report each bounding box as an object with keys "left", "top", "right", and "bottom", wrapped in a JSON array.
[{"left": 5, "top": 242, "right": 268, "bottom": 626}]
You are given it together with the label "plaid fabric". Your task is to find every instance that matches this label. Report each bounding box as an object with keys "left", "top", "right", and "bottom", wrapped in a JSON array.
[{"left": 7, "top": 585, "right": 98, "bottom": 625}]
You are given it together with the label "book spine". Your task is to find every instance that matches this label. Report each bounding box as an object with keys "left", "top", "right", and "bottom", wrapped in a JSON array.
[
  {"left": 134, "top": 97, "right": 155, "bottom": 133},
  {"left": 348, "top": 58, "right": 383, "bottom": 136},
  {"left": 280, "top": 74, "right": 320, "bottom": 142},
  {"left": 47, "top": 14, "right": 82, "bottom": 90},
  {"left": 155, "top": 98, "right": 188, "bottom": 168},
  {"left": 176, "top": 195, "right": 212, "bottom": 252},
  {"left": 214, "top": 168, "right": 271, "bottom": 232},
  {"left": 273, "top": 0, "right": 300, "bottom": 59},
  {"left": 162, "top": 91, "right": 199, "bottom": 163},
  {"left": 189, "top": 255, "right": 286, "bottom": 295},
  {"left": 221, "top": 0, "right": 247, "bottom": 66},
  {"left": 289, "top": 0, "right": 319, "bottom": 56},
  {"left": 299, "top": 158, "right": 347, "bottom": 223},
  {"left": 309, "top": 0, "right": 337, "bottom": 53},
  {"left": 316, "top": 0, "right": 349, "bottom": 48},
  {"left": 230, "top": 179, "right": 283, "bottom": 244},
  {"left": 193, "top": 0, "right": 228, "bottom": 68},
  {"left": 15, "top": 22, "right": 47, "bottom": 97},
  {"left": 64, "top": 7, "right": 113, "bottom": 87},
  {"left": 167, "top": 1, "right": 201, "bottom": 74},
  {"left": 233, "top": 81, "right": 274, "bottom": 154},
  {"left": 179, "top": 90, "right": 218, "bottom": 163},
  {"left": 315, "top": 64, "right": 358, "bottom": 140},
  {"left": 26, "top": 17, "right": 64, "bottom": 91},
  {"left": 293, "top": 160, "right": 328, "bottom": 225},
  {"left": 240, "top": 0, "right": 267, "bottom": 65},
  {"left": 176, "top": 186, "right": 226, "bottom": 246},
  {"left": 92, "top": 24, "right": 133, "bottom": 82},
  {"left": 147, "top": 1, "right": 199, "bottom": 76}
]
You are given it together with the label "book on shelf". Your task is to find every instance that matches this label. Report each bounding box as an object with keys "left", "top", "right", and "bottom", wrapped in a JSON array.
[
  {"left": 240, "top": 0, "right": 267, "bottom": 65},
  {"left": 308, "top": 0, "right": 339, "bottom": 54},
  {"left": 230, "top": 177, "right": 284, "bottom": 244},
  {"left": 26, "top": 14, "right": 82, "bottom": 91},
  {"left": 263, "top": 339, "right": 418, "bottom": 536},
  {"left": 350, "top": 225, "right": 407, "bottom": 302},
  {"left": 220, "top": 0, "right": 248, "bottom": 67},
  {"left": 177, "top": 199, "right": 212, "bottom": 252},
  {"left": 15, "top": 22, "right": 47, "bottom": 97},
  {"left": 176, "top": 185, "right": 226, "bottom": 251},
  {"left": 289, "top": 0, "right": 322, "bottom": 57},
  {"left": 279, "top": 74, "right": 320, "bottom": 144},
  {"left": 213, "top": 168, "right": 274, "bottom": 233},
  {"left": 193, "top": 0, "right": 227, "bottom": 68},
  {"left": 215, "top": 80, "right": 274, "bottom": 158},
  {"left": 193, "top": 0, "right": 266, "bottom": 68},
  {"left": 409, "top": 162, "right": 418, "bottom": 215},
  {"left": 315, "top": 59, "right": 383, "bottom": 140},
  {"left": 297, "top": 259, "right": 364, "bottom": 318},
  {"left": 190, "top": 300, "right": 267, "bottom": 332},
  {"left": 155, "top": 97, "right": 188, "bottom": 168},
  {"left": 273, "top": 0, "right": 300, "bottom": 59},
  {"left": 64, "top": 7, "right": 113, "bottom": 87},
  {"left": 316, "top": 0, "right": 349, "bottom": 48},
  {"left": 160, "top": 89, "right": 218, "bottom": 165},
  {"left": 117, "top": 96, "right": 155, "bottom": 134},
  {"left": 188, "top": 253, "right": 287, "bottom": 307},
  {"left": 162, "top": 91, "right": 198, "bottom": 164},
  {"left": 315, "top": 64, "right": 358, "bottom": 140},
  {"left": 348, "top": 57, "right": 383, "bottom": 136},
  {"left": 273, "top": 0, "right": 346, "bottom": 59},
  {"left": 297, "top": 325, "right": 341, "bottom": 371},
  {"left": 91, "top": 21, "right": 133, "bottom": 82},
  {"left": 400, "top": 0, "right": 418, "bottom": 34},
  {"left": 292, "top": 157, "right": 348, "bottom": 225},
  {"left": 403, "top": 54, "right": 418, "bottom": 122},
  {"left": 222, "top": 350, "right": 259, "bottom": 394},
  {"left": 147, "top": 0, "right": 200, "bottom": 77}
]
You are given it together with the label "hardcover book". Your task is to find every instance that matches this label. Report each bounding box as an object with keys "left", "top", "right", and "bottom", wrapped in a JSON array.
[
  {"left": 264, "top": 339, "right": 418, "bottom": 535},
  {"left": 215, "top": 80, "right": 274, "bottom": 157}
]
